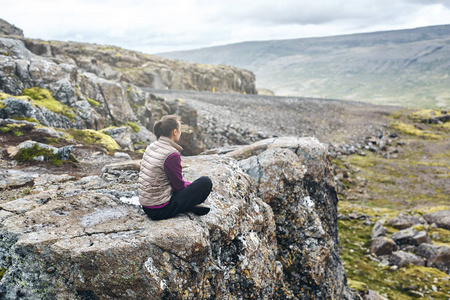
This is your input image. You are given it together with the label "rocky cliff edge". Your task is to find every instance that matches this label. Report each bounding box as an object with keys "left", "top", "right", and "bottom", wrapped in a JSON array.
[{"left": 0, "top": 137, "right": 354, "bottom": 299}]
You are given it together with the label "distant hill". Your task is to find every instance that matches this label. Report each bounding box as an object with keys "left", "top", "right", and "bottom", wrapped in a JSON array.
[{"left": 160, "top": 25, "right": 450, "bottom": 108}]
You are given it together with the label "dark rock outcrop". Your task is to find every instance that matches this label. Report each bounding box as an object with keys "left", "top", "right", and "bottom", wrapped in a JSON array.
[
  {"left": 227, "top": 137, "right": 353, "bottom": 299},
  {"left": 0, "top": 137, "right": 355, "bottom": 299}
]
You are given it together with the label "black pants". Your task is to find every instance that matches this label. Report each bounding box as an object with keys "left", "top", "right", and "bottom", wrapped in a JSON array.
[{"left": 142, "top": 176, "right": 213, "bottom": 220}]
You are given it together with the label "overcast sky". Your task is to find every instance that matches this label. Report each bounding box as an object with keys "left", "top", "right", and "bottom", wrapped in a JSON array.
[{"left": 2, "top": 0, "right": 450, "bottom": 54}]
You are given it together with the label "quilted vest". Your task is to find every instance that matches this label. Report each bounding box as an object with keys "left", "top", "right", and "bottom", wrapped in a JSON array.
[{"left": 138, "top": 136, "right": 183, "bottom": 207}]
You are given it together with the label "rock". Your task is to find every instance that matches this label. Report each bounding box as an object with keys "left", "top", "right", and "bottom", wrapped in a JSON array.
[
  {"left": 103, "top": 126, "right": 134, "bottom": 150},
  {"left": 423, "top": 210, "right": 450, "bottom": 230},
  {"left": 370, "top": 237, "right": 398, "bottom": 256},
  {"left": 415, "top": 243, "right": 450, "bottom": 274},
  {"left": 387, "top": 214, "right": 427, "bottom": 229},
  {"left": 0, "top": 37, "right": 206, "bottom": 155},
  {"left": 229, "top": 137, "right": 353, "bottom": 299},
  {"left": 0, "top": 19, "right": 24, "bottom": 37},
  {"left": 0, "top": 137, "right": 355, "bottom": 299},
  {"left": 389, "top": 251, "right": 425, "bottom": 267},
  {"left": 21, "top": 38, "right": 256, "bottom": 94},
  {"left": 371, "top": 220, "right": 387, "bottom": 239},
  {"left": 391, "top": 228, "right": 431, "bottom": 246},
  {"left": 0, "top": 170, "right": 35, "bottom": 190},
  {"left": 113, "top": 152, "right": 132, "bottom": 160},
  {"left": 10, "top": 141, "right": 74, "bottom": 162},
  {"left": 364, "top": 289, "right": 388, "bottom": 300}
]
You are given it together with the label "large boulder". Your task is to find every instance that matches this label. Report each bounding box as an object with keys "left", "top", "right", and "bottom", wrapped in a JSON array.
[
  {"left": 389, "top": 251, "right": 425, "bottom": 267},
  {"left": 227, "top": 137, "right": 353, "bottom": 299},
  {"left": 387, "top": 214, "right": 427, "bottom": 230},
  {"left": 370, "top": 237, "right": 398, "bottom": 256},
  {"left": 391, "top": 227, "right": 431, "bottom": 246},
  {"left": 415, "top": 243, "right": 450, "bottom": 274},
  {"left": 0, "top": 137, "right": 355, "bottom": 299},
  {"left": 423, "top": 210, "right": 450, "bottom": 230}
]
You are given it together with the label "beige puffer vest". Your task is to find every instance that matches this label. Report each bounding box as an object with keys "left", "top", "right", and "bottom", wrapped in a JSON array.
[{"left": 138, "top": 136, "right": 183, "bottom": 207}]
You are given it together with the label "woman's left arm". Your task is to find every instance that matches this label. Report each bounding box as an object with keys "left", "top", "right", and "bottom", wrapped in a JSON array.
[{"left": 164, "top": 153, "right": 191, "bottom": 192}]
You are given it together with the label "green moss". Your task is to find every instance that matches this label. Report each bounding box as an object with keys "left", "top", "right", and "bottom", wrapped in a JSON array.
[
  {"left": 126, "top": 121, "right": 140, "bottom": 133},
  {"left": 0, "top": 268, "right": 6, "bottom": 280},
  {"left": 21, "top": 87, "right": 76, "bottom": 122},
  {"left": 13, "top": 131, "right": 23, "bottom": 137},
  {"left": 14, "top": 143, "right": 74, "bottom": 166},
  {"left": 409, "top": 109, "right": 443, "bottom": 122},
  {"left": 348, "top": 279, "right": 368, "bottom": 293},
  {"left": 390, "top": 121, "right": 441, "bottom": 139},
  {"left": 0, "top": 100, "right": 5, "bottom": 109},
  {"left": 86, "top": 97, "right": 101, "bottom": 107},
  {"left": 68, "top": 129, "right": 120, "bottom": 151},
  {"left": 12, "top": 116, "right": 40, "bottom": 124},
  {"left": 0, "top": 126, "right": 10, "bottom": 133}
]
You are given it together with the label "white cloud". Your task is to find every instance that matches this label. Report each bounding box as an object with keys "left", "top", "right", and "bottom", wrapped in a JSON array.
[{"left": 1, "top": 0, "right": 449, "bottom": 53}]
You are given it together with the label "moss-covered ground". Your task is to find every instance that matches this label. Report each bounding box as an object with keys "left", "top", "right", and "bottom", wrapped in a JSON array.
[{"left": 336, "top": 108, "right": 450, "bottom": 298}]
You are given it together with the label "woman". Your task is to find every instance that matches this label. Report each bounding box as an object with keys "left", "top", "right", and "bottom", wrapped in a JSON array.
[{"left": 138, "top": 114, "right": 213, "bottom": 220}]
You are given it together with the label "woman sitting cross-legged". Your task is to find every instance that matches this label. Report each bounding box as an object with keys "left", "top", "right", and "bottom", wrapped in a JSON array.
[{"left": 138, "top": 114, "right": 213, "bottom": 220}]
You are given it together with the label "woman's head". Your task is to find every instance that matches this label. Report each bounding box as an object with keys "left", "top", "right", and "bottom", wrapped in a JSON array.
[{"left": 153, "top": 114, "right": 181, "bottom": 140}]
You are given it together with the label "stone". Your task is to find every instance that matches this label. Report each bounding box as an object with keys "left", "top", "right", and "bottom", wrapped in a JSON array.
[
  {"left": 415, "top": 243, "right": 450, "bottom": 274},
  {"left": 389, "top": 251, "right": 425, "bottom": 267},
  {"left": 21, "top": 38, "right": 256, "bottom": 94},
  {"left": 391, "top": 227, "right": 431, "bottom": 246},
  {"left": 230, "top": 137, "right": 353, "bottom": 299},
  {"left": 0, "top": 19, "right": 24, "bottom": 37},
  {"left": 387, "top": 213, "right": 427, "bottom": 229},
  {"left": 423, "top": 210, "right": 450, "bottom": 230},
  {"left": 370, "top": 237, "right": 398, "bottom": 256},
  {"left": 114, "top": 152, "right": 132, "bottom": 159},
  {"left": 364, "top": 289, "right": 388, "bottom": 300},
  {"left": 0, "top": 170, "right": 35, "bottom": 190},
  {"left": 371, "top": 220, "right": 387, "bottom": 239},
  {"left": 0, "top": 137, "right": 355, "bottom": 299}
]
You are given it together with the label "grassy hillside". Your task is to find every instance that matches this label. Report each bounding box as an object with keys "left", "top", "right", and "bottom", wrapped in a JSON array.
[{"left": 160, "top": 25, "right": 450, "bottom": 108}]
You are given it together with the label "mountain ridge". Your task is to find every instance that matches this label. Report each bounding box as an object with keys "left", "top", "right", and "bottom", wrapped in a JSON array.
[{"left": 160, "top": 24, "right": 450, "bottom": 108}]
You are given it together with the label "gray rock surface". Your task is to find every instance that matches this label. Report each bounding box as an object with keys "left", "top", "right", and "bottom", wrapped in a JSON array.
[
  {"left": 415, "top": 243, "right": 450, "bottom": 274},
  {"left": 387, "top": 214, "right": 427, "bottom": 229},
  {"left": 423, "top": 210, "right": 450, "bottom": 230},
  {"left": 21, "top": 38, "right": 256, "bottom": 94},
  {"left": 389, "top": 251, "right": 425, "bottom": 267},
  {"left": 0, "top": 137, "right": 355, "bottom": 299},
  {"left": 228, "top": 137, "right": 353, "bottom": 299},
  {"left": 0, "top": 19, "right": 24, "bottom": 37},
  {"left": 0, "top": 37, "right": 204, "bottom": 155},
  {"left": 370, "top": 237, "right": 398, "bottom": 256},
  {"left": 371, "top": 220, "right": 387, "bottom": 239},
  {"left": 391, "top": 227, "right": 431, "bottom": 246}
]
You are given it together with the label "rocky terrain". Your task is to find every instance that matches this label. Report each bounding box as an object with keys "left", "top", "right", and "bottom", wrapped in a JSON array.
[
  {"left": 1, "top": 18, "right": 449, "bottom": 300},
  {"left": 0, "top": 137, "right": 356, "bottom": 299},
  {"left": 161, "top": 24, "right": 450, "bottom": 108}
]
